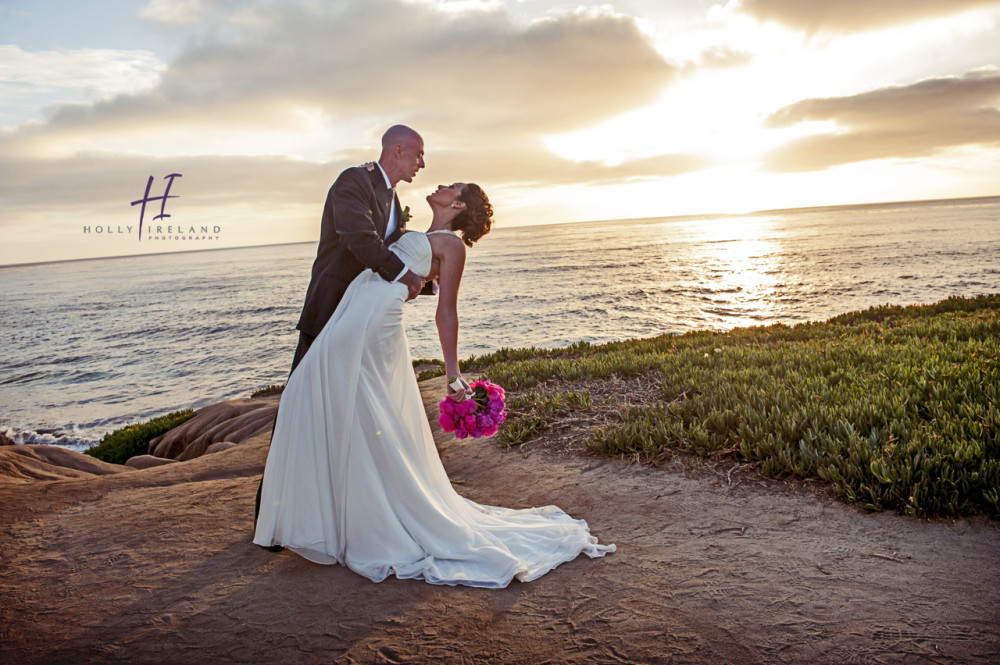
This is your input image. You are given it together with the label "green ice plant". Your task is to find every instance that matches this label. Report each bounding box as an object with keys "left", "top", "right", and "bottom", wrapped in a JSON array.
[
  {"left": 464, "top": 294, "right": 1000, "bottom": 518},
  {"left": 85, "top": 409, "right": 196, "bottom": 465}
]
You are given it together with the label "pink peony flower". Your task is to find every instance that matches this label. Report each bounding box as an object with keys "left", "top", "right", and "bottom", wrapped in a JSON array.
[{"left": 438, "top": 413, "right": 456, "bottom": 432}]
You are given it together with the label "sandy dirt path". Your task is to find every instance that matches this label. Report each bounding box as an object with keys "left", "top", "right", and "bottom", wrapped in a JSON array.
[{"left": 2, "top": 377, "right": 998, "bottom": 664}]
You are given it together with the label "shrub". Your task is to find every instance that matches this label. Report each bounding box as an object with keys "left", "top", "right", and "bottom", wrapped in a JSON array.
[
  {"left": 251, "top": 384, "right": 285, "bottom": 398},
  {"left": 84, "top": 410, "right": 196, "bottom": 465}
]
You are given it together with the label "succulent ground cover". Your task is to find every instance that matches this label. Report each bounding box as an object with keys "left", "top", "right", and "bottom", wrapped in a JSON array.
[
  {"left": 460, "top": 294, "right": 999, "bottom": 518},
  {"left": 85, "top": 409, "right": 196, "bottom": 465}
]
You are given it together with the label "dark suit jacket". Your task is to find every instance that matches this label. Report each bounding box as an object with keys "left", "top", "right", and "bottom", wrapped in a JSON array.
[{"left": 296, "top": 165, "right": 407, "bottom": 338}]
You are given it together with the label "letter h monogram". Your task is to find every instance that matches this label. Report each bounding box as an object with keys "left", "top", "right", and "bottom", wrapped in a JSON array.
[{"left": 131, "top": 173, "right": 182, "bottom": 241}]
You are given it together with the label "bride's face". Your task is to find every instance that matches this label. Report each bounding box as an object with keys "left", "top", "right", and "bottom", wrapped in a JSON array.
[{"left": 427, "top": 183, "right": 466, "bottom": 207}]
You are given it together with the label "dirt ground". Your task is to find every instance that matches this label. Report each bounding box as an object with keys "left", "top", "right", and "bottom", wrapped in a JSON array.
[{"left": 2, "top": 376, "right": 998, "bottom": 664}]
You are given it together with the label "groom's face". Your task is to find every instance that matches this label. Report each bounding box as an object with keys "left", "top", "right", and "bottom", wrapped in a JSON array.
[{"left": 397, "top": 137, "right": 425, "bottom": 183}]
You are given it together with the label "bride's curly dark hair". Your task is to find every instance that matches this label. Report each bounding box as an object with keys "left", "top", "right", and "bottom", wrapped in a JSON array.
[{"left": 451, "top": 184, "right": 493, "bottom": 247}]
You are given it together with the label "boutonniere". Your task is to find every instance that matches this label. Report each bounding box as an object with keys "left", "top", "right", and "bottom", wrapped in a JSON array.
[{"left": 402, "top": 205, "right": 411, "bottom": 223}]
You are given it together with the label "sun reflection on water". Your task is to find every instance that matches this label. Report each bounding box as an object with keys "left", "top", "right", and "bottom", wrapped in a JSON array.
[{"left": 666, "top": 215, "right": 793, "bottom": 329}]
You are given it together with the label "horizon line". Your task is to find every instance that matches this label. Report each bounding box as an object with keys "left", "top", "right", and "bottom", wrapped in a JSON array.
[{"left": 2, "top": 192, "right": 997, "bottom": 269}]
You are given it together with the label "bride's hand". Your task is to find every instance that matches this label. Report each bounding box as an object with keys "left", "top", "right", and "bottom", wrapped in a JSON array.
[{"left": 447, "top": 375, "right": 472, "bottom": 401}]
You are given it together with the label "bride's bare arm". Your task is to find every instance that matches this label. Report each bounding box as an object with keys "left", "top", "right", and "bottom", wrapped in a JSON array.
[{"left": 430, "top": 234, "right": 467, "bottom": 390}]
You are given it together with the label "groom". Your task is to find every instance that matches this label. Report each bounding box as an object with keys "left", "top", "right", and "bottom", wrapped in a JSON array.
[
  {"left": 255, "top": 125, "right": 427, "bottom": 533},
  {"left": 290, "top": 124, "right": 428, "bottom": 372}
]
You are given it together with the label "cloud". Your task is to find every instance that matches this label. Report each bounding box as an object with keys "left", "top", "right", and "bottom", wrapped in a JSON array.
[
  {"left": 0, "top": 0, "right": 697, "bottom": 255},
  {"left": 0, "top": 45, "right": 164, "bottom": 127},
  {"left": 0, "top": 152, "right": 328, "bottom": 213},
  {"left": 425, "top": 147, "right": 712, "bottom": 187},
  {"left": 733, "top": 0, "right": 1000, "bottom": 34},
  {"left": 0, "top": 45, "right": 164, "bottom": 93},
  {"left": 762, "top": 69, "right": 1000, "bottom": 171},
  {"left": 11, "top": 1, "right": 675, "bottom": 149},
  {"left": 692, "top": 45, "right": 754, "bottom": 69},
  {"left": 138, "top": 0, "right": 211, "bottom": 24}
]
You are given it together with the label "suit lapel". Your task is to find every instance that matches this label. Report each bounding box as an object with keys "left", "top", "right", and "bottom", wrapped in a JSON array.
[{"left": 367, "top": 166, "right": 393, "bottom": 237}]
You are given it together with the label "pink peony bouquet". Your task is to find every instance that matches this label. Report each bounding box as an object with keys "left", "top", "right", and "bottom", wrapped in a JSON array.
[{"left": 438, "top": 379, "right": 506, "bottom": 439}]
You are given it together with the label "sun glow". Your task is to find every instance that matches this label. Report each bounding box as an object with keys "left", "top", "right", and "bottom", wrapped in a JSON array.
[
  {"left": 546, "top": 0, "right": 1000, "bottom": 179},
  {"left": 544, "top": 53, "right": 846, "bottom": 171}
]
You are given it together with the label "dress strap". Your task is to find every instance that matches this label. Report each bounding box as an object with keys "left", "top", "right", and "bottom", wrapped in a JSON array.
[{"left": 425, "top": 229, "right": 458, "bottom": 237}]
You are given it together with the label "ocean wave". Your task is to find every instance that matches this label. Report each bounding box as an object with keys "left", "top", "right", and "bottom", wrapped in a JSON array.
[
  {"left": 57, "top": 369, "right": 114, "bottom": 384},
  {"left": 701, "top": 307, "right": 739, "bottom": 317},
  {"left": 2, "top": 425, "right": 99, "bottom": 451},
  {"left": 47, "top": 354, "right": 95, "bottom": 365},
  {"left": 0, "top": 370, "right": 49, "bottom": 385}
]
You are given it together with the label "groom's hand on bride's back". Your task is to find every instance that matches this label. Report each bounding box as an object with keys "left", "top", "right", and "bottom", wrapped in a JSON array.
[{"left": 399, "top": 270, "right": 425, "bottom": 301}]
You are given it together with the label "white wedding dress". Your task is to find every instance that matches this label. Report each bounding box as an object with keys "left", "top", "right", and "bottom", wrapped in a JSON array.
[{"left": 253, "top": 230, "right": 614, "bottom": 587}]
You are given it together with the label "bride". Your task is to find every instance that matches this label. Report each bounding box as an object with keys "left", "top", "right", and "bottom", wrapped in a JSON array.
[{"left": 253, "top": 182, "right": 615, "bottom": 587}]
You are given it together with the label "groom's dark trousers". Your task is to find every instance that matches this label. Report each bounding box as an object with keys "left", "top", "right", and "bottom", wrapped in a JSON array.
[{"left": 253, "top": 164, "right": 408, "bottom": 532}]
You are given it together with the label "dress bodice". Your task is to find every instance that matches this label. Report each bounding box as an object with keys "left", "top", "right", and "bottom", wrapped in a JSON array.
[{"left": 389, "top": 231, "right": 432, "bottom": 276}]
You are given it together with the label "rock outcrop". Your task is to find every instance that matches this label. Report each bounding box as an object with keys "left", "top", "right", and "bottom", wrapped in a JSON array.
[
  {"left": 148, "top": 395, "right": 279, "bottom": 461},
  {"left": 124, "top": 454, "right": 178, "bottom": 469},
  {"left": 204, "top": 441, "right": 238, "bottom": 455},
  {"left": 0, "top": 444, "right": 134, "bottom": 483}
]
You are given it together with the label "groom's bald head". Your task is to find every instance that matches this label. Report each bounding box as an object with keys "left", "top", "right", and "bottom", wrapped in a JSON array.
[
  {"left": 381, "top": 125, "right": 420, "bottom": 151},
  {"left": 379, "top": 125, "right": 425, "bottom": 186}
]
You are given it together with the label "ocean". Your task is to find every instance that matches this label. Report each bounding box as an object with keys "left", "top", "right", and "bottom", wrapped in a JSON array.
[{"left": 1, "top": 196, "right": 998, "bottom": 451}]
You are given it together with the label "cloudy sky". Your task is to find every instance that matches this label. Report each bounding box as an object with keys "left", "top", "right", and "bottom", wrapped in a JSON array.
[{"left": 1, "top": 0, "right": 999, "bottom": 264}]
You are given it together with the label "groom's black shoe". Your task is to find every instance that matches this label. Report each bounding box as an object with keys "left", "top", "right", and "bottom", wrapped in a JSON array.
[{"left": 258, "top": 544, "right": 284, "bottom": 552}]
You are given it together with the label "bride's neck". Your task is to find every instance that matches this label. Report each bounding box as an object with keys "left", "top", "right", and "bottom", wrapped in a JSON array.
[{"left": 427, "top": 208, "right": 458, "bottom": 232}]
